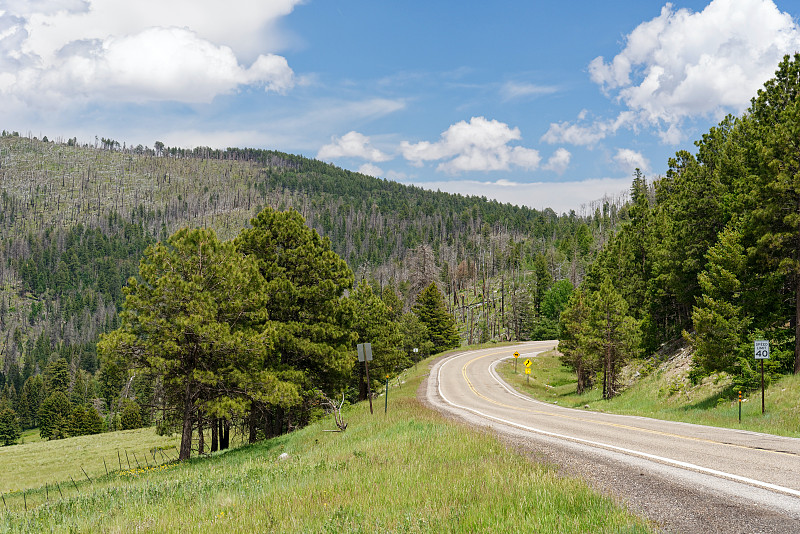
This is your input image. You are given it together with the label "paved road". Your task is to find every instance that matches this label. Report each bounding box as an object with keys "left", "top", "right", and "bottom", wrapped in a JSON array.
[{"left": 423, "top": 341, "right": 800, "bottom": 532}]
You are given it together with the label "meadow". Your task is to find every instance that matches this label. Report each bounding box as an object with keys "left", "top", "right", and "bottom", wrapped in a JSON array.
[{"left": 0, "top": 352, "right": 653, "bottom": 533}]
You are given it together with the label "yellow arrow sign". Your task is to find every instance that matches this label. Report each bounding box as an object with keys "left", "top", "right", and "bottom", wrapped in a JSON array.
[
  {"left": 513, "top": 351, "right": 520, "bottom": 359},
  {"left": 524, "top": 358, "right": 532, "bottom": 368}
]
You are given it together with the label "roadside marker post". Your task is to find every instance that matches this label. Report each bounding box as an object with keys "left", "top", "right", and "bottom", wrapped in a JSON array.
[
  {"left": 358, "top": 343, "right": 374, "bottom": 415},
  {"left": 385, "top": 374, "right": 389, "bottom": 414},
  {"left": 738, "top": 391, "right": 742, "bottom": 423},
  {"left": 754, "top": 340, "right": 769, "bottom": 415},
  {"left": 524, "top": 358, "right": 532, "bottom": 385}
]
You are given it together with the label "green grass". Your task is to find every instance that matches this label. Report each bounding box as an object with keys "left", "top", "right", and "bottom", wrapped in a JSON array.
[
  {"left": 499, "top": 350, "right": 800, "bottom": 438},
  {"left": 0, "top": 352, "right": 653, "bottom": 533},
  {"left": 0, "top": 427, "right": 181, "bottom": 494}
]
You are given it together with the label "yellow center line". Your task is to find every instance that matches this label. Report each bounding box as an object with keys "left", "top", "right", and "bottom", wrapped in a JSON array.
[{"left": 459, "top": 348, "right": 799, "bottom": 458}]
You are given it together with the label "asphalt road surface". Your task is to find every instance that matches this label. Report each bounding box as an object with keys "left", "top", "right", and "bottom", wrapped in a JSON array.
[{"left": 422, "top": 341, "right": 800, "bottom": 533}]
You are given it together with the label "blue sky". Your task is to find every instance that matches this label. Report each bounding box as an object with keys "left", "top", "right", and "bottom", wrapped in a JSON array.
[{"left": 2, "top": 0, "right": 800, "bottom": 213}]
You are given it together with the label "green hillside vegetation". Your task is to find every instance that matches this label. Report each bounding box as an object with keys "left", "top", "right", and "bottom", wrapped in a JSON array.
[
  {"left": 0, "top": 352, "right": 652, "bottom": 533},
  {"left": 0, "top": 125, "right": 619, "bottom": 445},
  {"left": 559, "top": 54, "right": 800, "bottom": 399}
]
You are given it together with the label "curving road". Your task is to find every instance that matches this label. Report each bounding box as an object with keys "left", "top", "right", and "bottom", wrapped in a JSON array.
[{"left": 422, "top": 341, "right": 800, "bottom": 533}]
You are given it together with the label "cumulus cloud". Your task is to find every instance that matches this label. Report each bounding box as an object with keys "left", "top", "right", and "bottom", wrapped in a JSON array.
[
  {"left": 588, "top": 0, "right": 800, "bottom": 142},
  {"left": 317, "top": 131, "right": 392, "bottom": 162},
  {"left": 613, "top": 148, "right": 649, "bottom": 173},
  {"left": 0, "top": 0, "right": 300, "bottom": 106},
  {"left": 543, "top": 148, "right": 571, "bottom": 174},
  {"left": 358, "top": 163, "right": 384, "bottom": 177},
  {"left": 541, "top": 112, "right": 635, "bottom": 146},
  {"left": 400, "top": 117, "right": 541, "bottom": 174}
]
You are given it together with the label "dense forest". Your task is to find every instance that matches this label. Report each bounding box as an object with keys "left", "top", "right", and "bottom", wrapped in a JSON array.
[
  {"left": 560, "top": 54, "right": 800, "bottom": 399},
  {"left": 0, "top": 126, "right": 622, "bottom": 447}
]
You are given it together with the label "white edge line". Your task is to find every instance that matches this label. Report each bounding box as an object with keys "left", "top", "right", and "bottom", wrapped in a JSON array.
[{"left": 435, "top": 350, "right": 800, "bottom": 499}]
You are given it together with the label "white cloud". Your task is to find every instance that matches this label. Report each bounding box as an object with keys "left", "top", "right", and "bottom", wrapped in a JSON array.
[
  {"left": 500, "top": 81, "right": 557, "bottom": 101},
  {"left": 400, "top": 117, "right": 541, "bottom": 174},
  {"left": 0, "top": 0, "right": 300, "bottom": 106},
  {"left": 543, "top": 148, "right": 571, "bottom": 174},
  {"left": 613, "top": 148, "right": 649, "bottom": 173},
  {"left": 541, "top": 111, "right": 636, "bottom": 146},
  {"left": 358, "top": 163, "right": 383, "bottom": 177},
  {"left": 589, "top": 0, "right": 800, "bottom": 140},
  {"left": 317, "top": 131, "right": 392, "bottom": 162},
  {"left": 406, "top": 177, "right": 633, "bottom": 214}
]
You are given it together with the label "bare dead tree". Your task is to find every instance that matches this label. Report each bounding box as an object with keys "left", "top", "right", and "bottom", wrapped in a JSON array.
[{"left": 321, "top": 393, "right": 347, "bottom": 432}]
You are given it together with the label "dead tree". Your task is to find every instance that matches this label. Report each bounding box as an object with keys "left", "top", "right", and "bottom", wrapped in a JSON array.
[{"left": 321, "top": 393, "right": 347, "bottom": 432}]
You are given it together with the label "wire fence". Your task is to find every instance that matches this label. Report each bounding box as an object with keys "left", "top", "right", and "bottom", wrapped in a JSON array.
[{"left": 0, "top": 445, "right": 180, "bottom": 514}]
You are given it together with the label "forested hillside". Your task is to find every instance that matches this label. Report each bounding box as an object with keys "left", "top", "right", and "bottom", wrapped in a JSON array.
[
  {"left": 560, "top": 54, "right": 800, "bottom": 399},
  {"left": 0, "top": 129, "right": 622, "bottom": 445}
]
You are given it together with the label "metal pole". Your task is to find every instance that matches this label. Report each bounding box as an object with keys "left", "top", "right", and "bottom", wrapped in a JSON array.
[
  {"left": 365, "top": 360, "right": 373, "bottom": 415},
  {"left": 761, "top": 359, "right": 765, "bottom": 415},
  {"left": 738, "top": 391, "right": 742, "bottom": 423},
  {"left": 385, "top": 374, "right": 389, "bottom": 414}
]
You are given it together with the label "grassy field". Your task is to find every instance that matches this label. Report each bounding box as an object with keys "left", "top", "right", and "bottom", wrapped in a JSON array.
[
  {"left": 499, "top": 349, "right": 800, "bottom": 438},
  {"left": 0, "top": 427, "right": 181, "bottom": 494},
  {"left": 0, "top": 351, "right": 653, "bottom": 533}
]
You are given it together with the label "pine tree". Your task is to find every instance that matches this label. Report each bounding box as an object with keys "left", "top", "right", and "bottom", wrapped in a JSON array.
[
  {"left": 99, "top": 227, "right": 293, "bottom": 459},
  {"left": 120, "top": 400, "right": 143, "bottom": 430},
  {"left": 349, "top": 282, "right": 407, "bottom": 400},
  {"left": 587, "top": 278, "right": 641, "bottom": 399},
  {"left": 413, "top": 283, "right": 460, "bottom": 353},
  {"left": 0, "top": 407, "right": 21, "bottom": 446},
  {"left": 38, "top": 391, "right": 72, "bottom": 440},
  {"left": 559, "top": 288, "right": 592, "bottom": 394},
  {"left": 686, "top": 223, "right": 751, "bottom": 374},
  {"left": 747, "top": 53, "right": 800, "bottom": 373}
]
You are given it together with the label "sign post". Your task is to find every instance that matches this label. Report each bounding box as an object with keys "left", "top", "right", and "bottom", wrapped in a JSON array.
[
  {"left": 754, "top": 340, "right": 769, "bottom": 415},
  {"left": 738, "top": 390, "right": 742, "bottom": 423},
  {"left": 513, "top": 351, "right": 520, "bottom": 373},
  {"left": 357, "top": 343, "right": 374, "bottom": 415},
  {"left": 385, "top": 374, "right": 389, "bottom": 414},
  {"left": 524, "top": 358, "right": 532, "bottom": 385}
]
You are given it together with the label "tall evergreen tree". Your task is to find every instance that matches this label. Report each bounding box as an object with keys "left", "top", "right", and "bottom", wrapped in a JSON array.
[
  {"left": 99, "top": 227, "right": 293, "bottom": 459},
  {"left": 0, "top": 407, "right": 21, "bottom": 446},
  {"left": 587, "top": 278, "right": 641, "bottom": 399},
  {"left": 747, "top": 53, "right": 800, "bottom": 373},
  {"left": 686, "top": 223, "right": 751, "bottom": 374},
  {"left": 38, "top": 391, "right": 72, "bottom": 440},
  {"left": 559, "top": 288, "right": 592, "bottom": 394},
  {"left": 413, "top": 283, "right": 460, "bottom": 353}
]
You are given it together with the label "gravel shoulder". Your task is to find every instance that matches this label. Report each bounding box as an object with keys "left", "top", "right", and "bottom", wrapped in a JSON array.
[{"left": 418, "top": 353, "right": 800, "bottom": 534}]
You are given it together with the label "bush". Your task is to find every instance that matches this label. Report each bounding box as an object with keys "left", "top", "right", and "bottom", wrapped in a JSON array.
[{"left": 120, "top": 401, "right": 142, "bottom": 430}]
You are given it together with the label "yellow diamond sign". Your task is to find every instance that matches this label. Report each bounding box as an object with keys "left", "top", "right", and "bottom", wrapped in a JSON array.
[{"left": 524, "top": 358, "right": 532, "bottom": 368}]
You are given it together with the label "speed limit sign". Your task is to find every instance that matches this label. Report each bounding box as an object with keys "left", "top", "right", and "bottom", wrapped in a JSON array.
[{"left": 754, "top": 340, "right": 770, "bottom": 360}]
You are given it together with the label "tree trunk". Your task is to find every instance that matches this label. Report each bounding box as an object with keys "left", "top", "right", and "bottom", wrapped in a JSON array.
[
  {"left": 211, "top": 416, "right": 218, "bottom": 452},
  {"left": 221, "top": 419, "right": 230, "bottom": 450},
  {"left": 795, "top": 277, "right": 800, "bottom": 374},
  {"left": 179, "top": 380, "right": 193, "bottom": 460},
  {"left": 197, "top": 414, "right": 204, "bottom": 455},
  {"left": 248, "top": 409, "right": 258, "bottom": 443}
]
